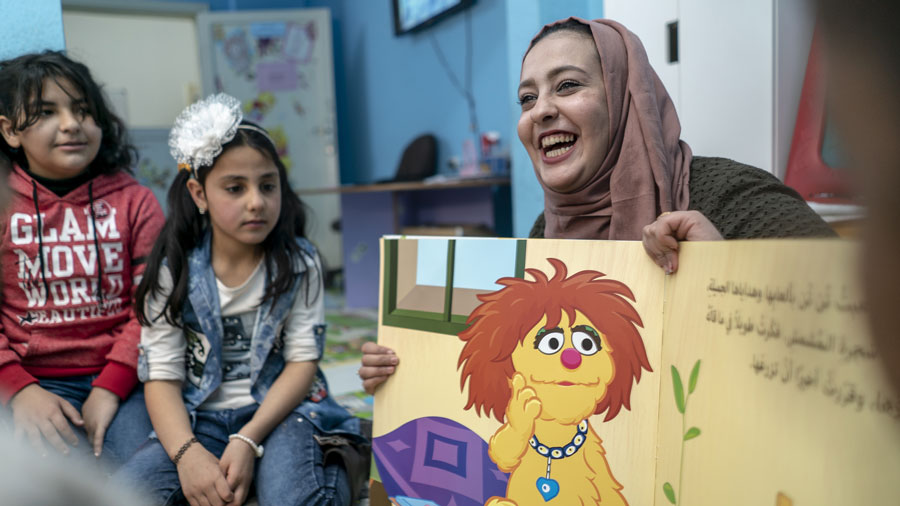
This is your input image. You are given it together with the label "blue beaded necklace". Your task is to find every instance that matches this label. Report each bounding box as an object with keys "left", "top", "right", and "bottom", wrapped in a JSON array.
[{"left": 528, "top": 419, "right": 589, "bottom": 501}]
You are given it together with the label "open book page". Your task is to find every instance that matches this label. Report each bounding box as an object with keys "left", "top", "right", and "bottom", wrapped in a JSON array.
[
  {"left": 655, "top": 240, "right": 900, "bottom": 506},
  {"left": 373, "top": 238, "right": 665, "bottom": 505},
  {"left": 372, "top": 237, "right": 900, "bottom": 506}
]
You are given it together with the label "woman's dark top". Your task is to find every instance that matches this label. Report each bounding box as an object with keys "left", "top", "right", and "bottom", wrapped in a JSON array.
[{"left": 529, "top": 156, "right": 836, "bottom": 239}]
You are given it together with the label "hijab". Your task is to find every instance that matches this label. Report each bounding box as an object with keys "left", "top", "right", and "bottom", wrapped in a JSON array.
[{"left": 532, "top": 17, "right": 692, "bottom": 240}]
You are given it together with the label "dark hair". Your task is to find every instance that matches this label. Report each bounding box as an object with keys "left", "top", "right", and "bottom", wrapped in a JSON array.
[
  {"left": 0, "top": 51, "right": 135, "bottom": 175},
  {"left": 135, "top": 121, "right": 318, "bottom": 327},
  {"left": 0, "top": 150, "right": 10, "bottom": 173},
  {"left": 526, "top": 18, "right": 594, "bottom": 55}
]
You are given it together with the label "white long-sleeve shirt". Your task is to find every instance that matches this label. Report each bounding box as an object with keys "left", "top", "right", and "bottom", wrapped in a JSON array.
[{"left": 141, "top": 256, "right": 323, "bottom": 410}]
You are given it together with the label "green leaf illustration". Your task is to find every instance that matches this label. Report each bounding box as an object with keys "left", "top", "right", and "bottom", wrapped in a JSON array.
[
  {"left": 689, "top": 360, "right": 701, "bottom": 394},
  {"left": 684, "top": 427, "right": 701, "bottom": 440},
  {"left": 663, "top": 482, "right": 677, "bottom": 504},
  {"left": 672, "top": 366, "right": 685, "bottom": 414}
]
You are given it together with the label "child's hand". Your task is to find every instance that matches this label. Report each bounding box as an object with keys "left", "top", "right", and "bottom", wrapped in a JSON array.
[
  {"left": 10, "top": 384, "right": 83, "bottom": 455},
  {"left": 219, "top": 439, "right": 256, "bottom": 506},
  {"left": 359, "top": 341, "right": 399, "bottom": 394},
  {"left": 178, "top": 444, "right": 234, "bottom": 506},
  {"left": 81, "top": 387, "right": 120, "bottom": 457}
]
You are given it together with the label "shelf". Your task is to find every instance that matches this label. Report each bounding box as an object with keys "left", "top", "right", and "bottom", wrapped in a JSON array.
[{"left": 296, "top": 176, "right": 510, "bottom": 195}]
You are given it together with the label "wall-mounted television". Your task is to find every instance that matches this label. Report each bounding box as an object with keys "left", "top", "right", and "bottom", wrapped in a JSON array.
[{"left": 393, "top": 0, "right": 476, "bottom": 35}]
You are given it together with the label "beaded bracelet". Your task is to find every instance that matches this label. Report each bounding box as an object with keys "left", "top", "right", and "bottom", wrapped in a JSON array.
[
  {"left": 172, "top": 436, "right": 198, "bottom": 466},
  {"left": 228, "top": 433, "right": 264, "bottom": 458}
]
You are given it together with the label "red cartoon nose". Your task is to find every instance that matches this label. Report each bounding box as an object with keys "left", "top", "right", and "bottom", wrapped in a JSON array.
[{"left": 561, "top": 348, "right": 581, "bottom": 369}]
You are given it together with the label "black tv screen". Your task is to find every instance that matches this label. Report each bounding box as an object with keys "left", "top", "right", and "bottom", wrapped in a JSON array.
[{"left": 393, "top": 0, "right": 476, "bottom": 35}]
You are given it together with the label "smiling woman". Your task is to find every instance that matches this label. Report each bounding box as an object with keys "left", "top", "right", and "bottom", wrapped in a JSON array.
[
  {"left": 517, "top": 29, "right": 611, "bottom": 195},
  {"left": 519, "top": 19, "right": 689, "bottom": 241},
  {"left": 522, "top": 18, "right": 835, "bottom": 271}
]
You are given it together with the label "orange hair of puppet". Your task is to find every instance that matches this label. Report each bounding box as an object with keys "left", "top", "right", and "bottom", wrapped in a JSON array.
[{"left": 457, "top": 258, "right": 652, "bottom": 423}]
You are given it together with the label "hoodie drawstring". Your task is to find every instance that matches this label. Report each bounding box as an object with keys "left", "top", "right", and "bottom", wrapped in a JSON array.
[
  {"left": 30, "top": 182, "right": 50, "bottom": 297},
  {"left": 87, "top": 181, "right": 105, "bottom": 307}
]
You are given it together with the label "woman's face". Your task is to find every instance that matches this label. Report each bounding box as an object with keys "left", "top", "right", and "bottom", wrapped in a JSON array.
[{"left": 517, "top": 31, "right": 610, "bottom": 194}]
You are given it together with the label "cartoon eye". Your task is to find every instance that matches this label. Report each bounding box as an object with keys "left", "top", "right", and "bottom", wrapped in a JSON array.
[
  {"left": 572, "top": 326, "right": 602, "bottom": 356},
  {"left": 534, "top": 330, "right": 565, "bottom": 355}
]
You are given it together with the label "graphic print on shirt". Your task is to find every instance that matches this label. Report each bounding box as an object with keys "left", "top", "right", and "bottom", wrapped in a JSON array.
[
  {"left": 10, "top": 199, "right": 127, "bottom": 325},
  {"left": 307, "top": 373, "right": 328, "bottom": 403},
  {"left": 183, "top": 313, "right": 255, "bottom": 387},
  {"left": 185, "top": 326, "right": 211, "bottom": 386},
  {"left": 222, "top": 314, "right": 254, "bottom": 382}
]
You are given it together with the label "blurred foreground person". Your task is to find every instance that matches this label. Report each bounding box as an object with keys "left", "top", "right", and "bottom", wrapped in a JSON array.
[{"left": 816, "top": 0, "right": 900, "bottom": 394}]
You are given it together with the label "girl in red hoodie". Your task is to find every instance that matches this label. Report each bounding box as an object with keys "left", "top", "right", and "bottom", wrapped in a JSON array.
[{"left": 0, "top": 51, "right": 164, "bottom": 468}]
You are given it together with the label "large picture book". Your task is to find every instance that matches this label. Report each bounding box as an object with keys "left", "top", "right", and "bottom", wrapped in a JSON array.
[{"left": 371, "top": 237, "right": 900, "bottom": 506}]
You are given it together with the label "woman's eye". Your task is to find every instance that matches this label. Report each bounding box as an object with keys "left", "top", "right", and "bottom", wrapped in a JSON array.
[
  {"left": 41, "top": 109, "right": 54, "bottom": 116},
  {"left": 572, "top": 330, "right": 602, "bottom": 356},
  {"left": 534, "top": 331, "right": 565, "bottom": 355},
  {"left": 261, "top": 183, "right": 277, "bottom": 192},
  {"left": 558, "top": 80, "right": 580, "bottom": 92},
  {"left": 517, "top": 94, "right": 536, "bottom": 107},
  {"left": 225, "top": 186, "right": 242, "bottom": 194}
]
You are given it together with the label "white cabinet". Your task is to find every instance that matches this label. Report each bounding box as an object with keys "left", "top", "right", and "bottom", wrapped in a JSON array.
[{"left": 603, "top": 0, "right": 814, "bottom": 178}]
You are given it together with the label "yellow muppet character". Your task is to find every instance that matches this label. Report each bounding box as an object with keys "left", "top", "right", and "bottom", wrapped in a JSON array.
[{"left": 458, "top": 259, "right": 651, "bottom": 505}]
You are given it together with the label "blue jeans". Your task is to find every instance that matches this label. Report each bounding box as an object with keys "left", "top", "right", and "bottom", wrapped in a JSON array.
[
  {"left": 116, "top": 403, "right": 351, "bottom": 506},
  {"left": 37, "top": 375, "right": 152, "bottom": 470}
]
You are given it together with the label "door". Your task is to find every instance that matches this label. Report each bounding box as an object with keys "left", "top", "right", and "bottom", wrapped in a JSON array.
[
  {"left": 679, "top": 0, "right": 774, "bottom": 173},
  {"left": 196, "top": 9, "right": 343, "bottom": 269},
  {"left": 604, "top": 0, "right": 776, "bottom": 174}
]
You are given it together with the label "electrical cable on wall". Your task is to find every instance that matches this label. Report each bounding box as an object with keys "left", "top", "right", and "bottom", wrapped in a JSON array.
[{"left": 429, "top": 9, "right": 479, "bottom": 135}]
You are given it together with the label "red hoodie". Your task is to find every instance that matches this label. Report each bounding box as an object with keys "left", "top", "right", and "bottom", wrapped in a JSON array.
[{"left": 0, "top": 165, "right": 164, "bottom": 404}]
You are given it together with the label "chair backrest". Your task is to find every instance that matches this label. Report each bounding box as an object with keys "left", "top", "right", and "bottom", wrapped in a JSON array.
[{"left": 394, "top": 134, "right": 437, "bottom": 182}]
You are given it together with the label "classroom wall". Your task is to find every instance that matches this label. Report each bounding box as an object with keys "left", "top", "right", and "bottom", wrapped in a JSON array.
[
  {"left": 156, "top": 0, "right": 593, "bottom": 236},
  {"left": 0, "top": 0, "right": 65, "bottom": 60},
  {"left": 319, "top": 0, "right": 510, "bottom": 185},
  {"left": 157, "top": 0, "right": 302, "bottom": 10},
  {"left": 62, "top": 9, "right": 203, "bottom": 128},
  {"left": 159, "top": 0, "right": 511, "bottom": 189}
]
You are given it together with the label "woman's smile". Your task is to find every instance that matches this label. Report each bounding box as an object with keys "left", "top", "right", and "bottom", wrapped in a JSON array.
[{"left": 540, "top": 131, "right": 579, "bottom": 163}]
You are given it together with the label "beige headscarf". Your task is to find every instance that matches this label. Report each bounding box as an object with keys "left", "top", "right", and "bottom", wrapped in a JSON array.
[{"left": 532, "top": 17, "right": 692, "bottom": 240}]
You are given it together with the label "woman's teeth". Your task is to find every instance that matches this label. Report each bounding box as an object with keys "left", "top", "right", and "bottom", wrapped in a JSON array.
[
  {"left": 546, "top": 144, "right": 573, "bottom": 158},
  {"left": 541, "top": 133, "right": 576, "bottom": 158}
]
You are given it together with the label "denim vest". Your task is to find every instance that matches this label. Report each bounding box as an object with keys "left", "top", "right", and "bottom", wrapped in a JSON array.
[{"left": 138, "top": 232, "right": 360, "bottom": 438}]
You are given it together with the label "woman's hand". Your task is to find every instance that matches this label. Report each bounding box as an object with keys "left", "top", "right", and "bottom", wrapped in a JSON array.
[
  {"left": 358, "top": 341, "right": 399, "bottom": 394},
  {"left": 642, "top": 211, "right": 722, "bottom": 274},
  {"left": 177, "top": 444, "right": 234, "bottom": 506},
  {"left": 219, "top": 439, "right": 256, "bottom": 506},
  {"left": 81, "top": 387, "right": 120, "bottom": 457},
  {"left": 10, "top": 384, "right": 83, "bottom": 455}
]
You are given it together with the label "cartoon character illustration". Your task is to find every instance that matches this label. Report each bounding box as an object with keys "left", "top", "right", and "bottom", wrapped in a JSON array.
[
  {"left": 458, "top": 258, "right": 652, "bottom": 505},
  {"left": 266, "top": 126, "right": 292, "bottom": 170},
  {"left": 222, "top": 28, "right": 253, "bottom": 77},
  {"left": 243, "top": 92, "right": 276, "bottom": 123}
]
